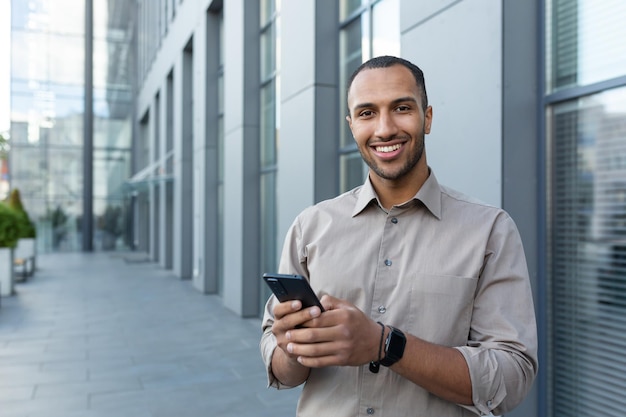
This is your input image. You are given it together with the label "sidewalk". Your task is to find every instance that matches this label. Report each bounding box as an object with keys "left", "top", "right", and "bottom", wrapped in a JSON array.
[{"left": 0, "top": 252, "right": 300, "bottom": 417}]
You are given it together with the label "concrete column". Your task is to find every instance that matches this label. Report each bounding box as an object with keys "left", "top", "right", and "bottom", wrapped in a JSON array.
[
  {"left": 278, "top": 0, "right": 339, "bottom": 245},
  {"left": 172, "top": 44, "right": 194, "bottom": 280},
  {"left": 149, "top": 96, "right": 159, "bottom": 261},
  {"left": 159, "top": 73, "right": 174, "bottom": 270},
  {"left": 222, "top": 0, "right": 260, "bottom": 316},
  {"left": 192, "top": 8, "right": 221, "bottom": 294}
]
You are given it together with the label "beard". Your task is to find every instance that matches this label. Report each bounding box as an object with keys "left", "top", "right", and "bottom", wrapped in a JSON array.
[{"left": 360, "top": 133, "right": 425, "bottom": 181}]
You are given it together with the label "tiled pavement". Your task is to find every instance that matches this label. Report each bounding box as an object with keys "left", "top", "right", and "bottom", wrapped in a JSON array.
[{"left": 0, "top": 252, "right": 301, "bottom": 417}]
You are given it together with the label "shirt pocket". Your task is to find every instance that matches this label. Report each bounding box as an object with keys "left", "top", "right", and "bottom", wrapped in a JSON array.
[{"left": 405, "top": 273, "right": 478, "bottom": 347}]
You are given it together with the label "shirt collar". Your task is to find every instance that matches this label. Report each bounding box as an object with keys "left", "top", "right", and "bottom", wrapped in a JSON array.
[{"left": 352, "top": 169, "right": 443, "bottom": 220}]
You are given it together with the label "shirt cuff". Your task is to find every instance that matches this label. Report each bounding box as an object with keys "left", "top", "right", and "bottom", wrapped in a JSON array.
[
  {"left": 455, "top": 346, "right": 507, "bottom": 416},
  {"left": 260, "top": 329, "right": 301, "bottom": 390}
]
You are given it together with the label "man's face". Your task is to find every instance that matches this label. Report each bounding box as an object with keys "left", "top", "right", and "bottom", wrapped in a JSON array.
[{"left": 346, "top": 65, "right": 432, "bottom": 182}]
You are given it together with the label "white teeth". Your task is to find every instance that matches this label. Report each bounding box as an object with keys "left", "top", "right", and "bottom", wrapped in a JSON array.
[{"left": 375, "top": 144, "right": 402, "bottom": 153}]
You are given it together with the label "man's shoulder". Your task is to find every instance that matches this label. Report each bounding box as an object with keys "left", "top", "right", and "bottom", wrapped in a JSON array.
[
  {"left": 298, "top": 186, "right": 362, "bottom": 218},
  {"left": 439, "top": 184, "right": 510, "bottom": 219}
]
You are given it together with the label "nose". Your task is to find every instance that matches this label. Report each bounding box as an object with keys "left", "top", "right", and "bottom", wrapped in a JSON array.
[{"left": 374, "top": 111, "right": 399, "bottom": 140}]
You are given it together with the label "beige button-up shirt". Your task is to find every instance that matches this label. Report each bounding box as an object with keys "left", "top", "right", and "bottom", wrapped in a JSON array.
[{"left": 261, "top": 171, "right": 538, "bottom": 416}]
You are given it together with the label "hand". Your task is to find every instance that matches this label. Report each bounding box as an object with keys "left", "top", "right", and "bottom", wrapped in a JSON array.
[
  {"left": 284, "top": 295, "right": 382, "bottom": 368},
  {"left": 271, "top": 299, "right": 323, "bottom": 361}
]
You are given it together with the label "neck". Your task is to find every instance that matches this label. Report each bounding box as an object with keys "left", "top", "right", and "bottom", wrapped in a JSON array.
[{"left": 370, "top": 166, "right": 429, "bottom": 211}]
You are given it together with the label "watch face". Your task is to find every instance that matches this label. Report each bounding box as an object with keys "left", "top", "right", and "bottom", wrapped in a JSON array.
[{"left": 381, "top": 327, "right": 406, "bottom": 367}]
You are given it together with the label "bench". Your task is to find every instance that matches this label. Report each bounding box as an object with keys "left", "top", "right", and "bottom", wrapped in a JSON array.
[{"left": 14, "top": 257, "right": 34, "bottom": 281}]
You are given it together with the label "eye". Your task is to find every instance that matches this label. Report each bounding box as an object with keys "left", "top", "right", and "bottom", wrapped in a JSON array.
[
  {"left": 358, "top": 110, "right": 374, "bottom": 118},
  {"left": 395, "top": 104, "right": 411, "bottom": 112}
]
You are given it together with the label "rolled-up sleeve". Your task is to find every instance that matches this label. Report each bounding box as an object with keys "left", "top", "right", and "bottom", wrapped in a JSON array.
[
  {"left": 260, "top": 296, "right": 284, "bottom": 389},
  {"left": 260, "top": 217, "right": 309, "bottom": 389},
  {"left": 456, "top": 214, "right": 538, "bottom": 415}
]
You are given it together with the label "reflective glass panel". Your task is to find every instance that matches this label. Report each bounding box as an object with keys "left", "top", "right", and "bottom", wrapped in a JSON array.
[
  {"left": 546, "top": 0, "right": 626, "bottom": 92},
  {"left": 260, "top": 81, "right": 277, "bottom": 167},
  {"left": 11, "top": 32, "right": 84, "bottom": 85},
  {"left": 340, "top": 152, "right": 366, "bottom": 192},
  {"left": 548, "top": 86, "right": 626, "bottom": 416},
  {"left": 10, "top": 0, "right": 134, "bottom": 253},
  {"left": 339, "top": 17, "right": 366, "bottom": 148},
  {"left": 372, "top": 0, "right": 400, "bottom": 57},
  {"left": 340, "top": 0, "right": 366, "bottom": 20},
  {"left": 11, "top": 0, "right": 84, "bottom": 35},
  {"left": 261, "top": 24, "right": 276, "bottom": 81}
]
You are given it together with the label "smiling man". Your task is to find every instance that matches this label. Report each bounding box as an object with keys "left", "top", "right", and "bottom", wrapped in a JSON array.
[{"left": 260, "top": 55, "right": 538, "bottom": 416}]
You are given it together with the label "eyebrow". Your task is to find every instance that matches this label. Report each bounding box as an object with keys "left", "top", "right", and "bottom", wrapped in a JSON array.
[{"left": 352, "top": 96, "right": 419, "bottom": 112}]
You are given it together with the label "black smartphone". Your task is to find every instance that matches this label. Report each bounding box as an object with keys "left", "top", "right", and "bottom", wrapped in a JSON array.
[{"left": 263, "top": 273, "right": 325, "bottom": 312}]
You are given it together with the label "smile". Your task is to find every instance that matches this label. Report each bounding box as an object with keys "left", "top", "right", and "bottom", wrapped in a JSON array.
[{"left": 375, "top": 143, "right": 402, "bottom": 153}]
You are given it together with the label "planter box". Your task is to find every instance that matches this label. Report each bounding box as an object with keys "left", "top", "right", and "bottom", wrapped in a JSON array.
[
  {"left": 15, "top": 237, "right": 36, "bottom": 276},
  {"left": 0, "top": 247, "right": 15, "bottom": 297}
]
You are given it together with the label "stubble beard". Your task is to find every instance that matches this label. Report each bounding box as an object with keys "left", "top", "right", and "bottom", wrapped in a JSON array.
[{"left": 361, "top": 134, "right": 425, "bottom": 181}]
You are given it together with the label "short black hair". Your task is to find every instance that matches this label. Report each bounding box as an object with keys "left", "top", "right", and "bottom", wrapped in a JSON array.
[{"left": 346, "top": 55, "right": 428, "bottom": 112}]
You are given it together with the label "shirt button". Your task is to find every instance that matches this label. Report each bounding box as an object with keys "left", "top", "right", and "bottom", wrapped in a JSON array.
[
  {"left": 367, "top": 408, "right": 375, "bottom": 415},
  {"left": 391, "top": 217, "right": 398, "bottom": 224},
  {"left": 378, "top": 306, "right": 387, "bottom": 314},
  {"left": 384, "top": 259, "right": 392, "bottom": 266}
]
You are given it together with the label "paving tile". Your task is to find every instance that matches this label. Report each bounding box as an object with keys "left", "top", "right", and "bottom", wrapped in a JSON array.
[
  {"left": 34, "top": 378, "right": 143, "bottom": 399},
  {"left": 0, "top": 386, "right": 34, "bottom": 401},
  {"left": 0, "top": 253, "right": 300, "bottom": 417},
  {"left": 0, "top": 394, "right": 88, "bottom": 416},
  {"left": 0, "top": 367, "right": 86, "bottom": 388}
]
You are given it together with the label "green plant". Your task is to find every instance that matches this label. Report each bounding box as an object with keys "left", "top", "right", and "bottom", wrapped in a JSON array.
[
  {"left": 0, "top": 202, "right": 20, "bottom": 248},
  {"left": 101, "top": 205, "right": 123, "bottom": 237},
  {"left": 0, "top": 132, "right": 8, "bottom": 161},
  {"left": 6, "top": 188, "right": 36, "bottom": 238}
]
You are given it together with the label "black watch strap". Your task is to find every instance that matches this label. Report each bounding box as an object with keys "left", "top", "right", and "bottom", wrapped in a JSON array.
[{"left": 380, "top": 326, "right": 406, "bottom": 367}]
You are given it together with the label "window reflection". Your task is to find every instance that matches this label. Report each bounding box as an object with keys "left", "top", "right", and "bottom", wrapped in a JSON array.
[
  {"left": 546, "top": 0, "right": 626, "bottom": 91},
  {"left": 549, "top": 86, "right": 626, "bottom": 415},
  {"left": 338, "top": 0, "right": 400, "bottom": 192},
  {"left": 9, "top": 0, "right": 134, "bottom": 252}
]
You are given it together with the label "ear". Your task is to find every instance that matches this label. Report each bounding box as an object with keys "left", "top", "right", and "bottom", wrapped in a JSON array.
[
  {"left": 345, "top": 115, "right": 355, "bottom": 138},
  {"left": 423, "top": 106, "right": 433, "bottom": 134}
]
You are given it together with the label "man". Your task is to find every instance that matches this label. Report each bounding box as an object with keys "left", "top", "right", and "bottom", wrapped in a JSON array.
[{"left": 260, "top": 55, "right": 538, "bottom": 416}]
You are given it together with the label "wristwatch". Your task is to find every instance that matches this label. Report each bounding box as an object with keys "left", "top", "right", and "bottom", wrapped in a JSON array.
[{"left": 380, "top": 326, "right": 406, "bottom": 367}]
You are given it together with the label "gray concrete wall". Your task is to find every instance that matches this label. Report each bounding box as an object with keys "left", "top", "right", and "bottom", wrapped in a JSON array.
[
  {"left": 401, "top": 0, "right": 503, "bottom": 207},
  {"left": 221, "top": 0, "right": 261, "bottom": 317}
]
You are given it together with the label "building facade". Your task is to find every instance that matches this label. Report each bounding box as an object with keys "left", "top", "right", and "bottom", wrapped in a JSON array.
[
  {"left": 9, "top": 0, "right": 135, "bottom": 253},
  {"left": 8, "top": 0, "right": 626, "bottom": 415},
  {"left": 130, "top": 1, "right": 626, "bottom": 415}
]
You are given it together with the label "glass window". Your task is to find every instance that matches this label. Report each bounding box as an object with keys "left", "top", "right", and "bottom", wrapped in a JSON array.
[
  {"left": 261, "top": 23, "right": 276, "bottom": 81},
  {"left": 339, "top": 17, "right": 365, "bottom": 148},
  {"left": 12, "top": 32, "right": 84, "bottom": 85},
  {"left": 9, "top": 0, "right": 134, "bottom": 253},
  {"left": 338, "top": 0, "right": 400, "bottom": 193},
  {"left": 547, "top": 87, "right": 626, "bottom": 416},
  {"left": 546, "top": 0, "right": 626, "bottom": 92},
  {"left": 259, "top": 0, "right": 281, "bottom": 311},
  {"left": 261, "top": 81, "right": 277, "bottom": 166},
  {"left": 340, "top": 0, "right": 366, "bottom": 20},
  {"left": 372, "top": 0, "right": 400, "bottom": 58},
  {"left": 11, "top": 0, "right": 85, "bottom": 35}
]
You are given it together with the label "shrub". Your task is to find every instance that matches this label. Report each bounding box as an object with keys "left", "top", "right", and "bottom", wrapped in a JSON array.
[
  {"left": 6, "top": 188, "right": 36, "bottom": 238},
  {"left": 0, "top": 203, "right": 20, "bottom": 248}
]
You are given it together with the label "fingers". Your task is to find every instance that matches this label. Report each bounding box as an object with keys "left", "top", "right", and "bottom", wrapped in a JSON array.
[
  {"left": 274, "top": 301, "right": 322, "bottom": 327},
  {"left": 290, "top": 341, "right": 347, "bottom": 368},
  {"left": 319, "top": 294, "right": 348, "bottom": 311}
]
